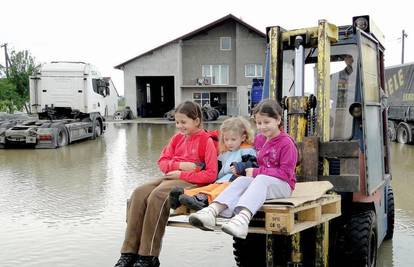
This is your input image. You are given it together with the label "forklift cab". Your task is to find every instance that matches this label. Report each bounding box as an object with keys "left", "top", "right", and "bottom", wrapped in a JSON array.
[{"left": 267, "top": 17, "right": 390, "bottom": 194}]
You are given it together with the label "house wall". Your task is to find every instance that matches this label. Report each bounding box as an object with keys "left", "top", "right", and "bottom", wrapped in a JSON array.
[
  {"left": 235, "top": 24, "right": 266, "bottom": 116},
  {"left": 120, "top": 19, "right": 266, "bottom": 117},
  {"left": 235, "top": 23, "right": 266, "bottom": 85},
  {"left": 122, "top": 42, "right": 180, "bottom": 116},
  {"left": 182, "top": 21, "right": 236, "bottom": 86},
  {"left": 181, "top": 21, "right": 265, "bottom": 116}
]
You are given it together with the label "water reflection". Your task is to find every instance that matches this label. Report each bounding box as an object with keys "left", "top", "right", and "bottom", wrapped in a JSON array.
[{"left": 0, "top": 125, "right": 413, "bottom": 266}]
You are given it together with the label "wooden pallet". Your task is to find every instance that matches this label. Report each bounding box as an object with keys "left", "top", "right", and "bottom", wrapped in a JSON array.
[
  {"left": 168, "top": 194, "right": 341, "bottom": 236},
  {"left": 260, "top": 194, "right": 341, "bottom": 235}
]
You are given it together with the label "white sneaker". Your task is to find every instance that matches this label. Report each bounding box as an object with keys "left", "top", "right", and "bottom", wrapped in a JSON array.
[
  {"left": 188, "top": 208, "right": 216, "bottom": 231},
  {"left": 221, "top": 214, "right": 249, "bottom": 239}
]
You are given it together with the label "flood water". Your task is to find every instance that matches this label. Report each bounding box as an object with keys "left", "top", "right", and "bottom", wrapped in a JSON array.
[{"left": 0, "top": 123, "right": 413, "bottom": 267}]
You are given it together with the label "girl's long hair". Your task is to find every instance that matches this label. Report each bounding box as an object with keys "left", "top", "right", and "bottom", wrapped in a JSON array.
[
  {"left": 218, "top": 116, "right": 254, "bottom": 153},
  {"left": 175, "top": 101, "right": 203, "bottom": 127},
  {"left": 252, "top": 99, "right": 284, "bottom": 129}
]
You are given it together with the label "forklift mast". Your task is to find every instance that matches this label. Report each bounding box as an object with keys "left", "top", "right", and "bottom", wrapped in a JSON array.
[
  {"left": 263, "top": 16, "right": 392, "bottom": 260},
  {"left": 264, "top": 17, "right": 390, "bottom": 192}
]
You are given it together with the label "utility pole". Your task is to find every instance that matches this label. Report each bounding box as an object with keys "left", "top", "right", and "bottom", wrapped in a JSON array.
[
  {"left": 1, "top": 43, "right": 10, "bottom": 77},
  {"left": 402, "top": 30, "right": 408, "bottom": 64}
]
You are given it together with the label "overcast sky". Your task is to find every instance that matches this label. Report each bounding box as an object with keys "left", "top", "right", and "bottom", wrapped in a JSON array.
[{"left": 1, "top": 0, "right": 412, "bottom": 96}]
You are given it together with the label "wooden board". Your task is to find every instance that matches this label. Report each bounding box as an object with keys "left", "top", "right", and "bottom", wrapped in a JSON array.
[
  {"left": 168, "top": 194, "right": 341, "bottom": 236},
  {"left": 261, "top": 194, "right": 341, "bottom": 235}
]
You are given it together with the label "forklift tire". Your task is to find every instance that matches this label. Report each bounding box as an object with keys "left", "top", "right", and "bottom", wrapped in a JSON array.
[
  {"left": 56, "top": 126, "right": 69, "bottom": 147},
  {"left": 384, "top": 186, "right": 395, "bottom": 240},
  {"left": 396, "top": 122, "right": 411, "bottom": 144},
  {"left": 233, "top": 234, "right": 266, "bottom": 267},
  {"left": 345, "top": 211, "right": 377, "bottom": 267}
]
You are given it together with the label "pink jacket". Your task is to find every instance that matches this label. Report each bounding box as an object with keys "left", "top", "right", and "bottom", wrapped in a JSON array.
[{"left": 252, "top": 132, "right": 298, "bottom": 190}]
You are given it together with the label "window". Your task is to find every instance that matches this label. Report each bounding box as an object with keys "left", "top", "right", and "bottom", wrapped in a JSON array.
[
  {"left": 193, "top": 92, "right": 210, "bottom": 107},
  {"left": 245, "top": 64, "right": 263, "bottom": 77},
  {"left": 92, "top": 79, "right": 108, "bottom": 97},
  {"left": 220, "top": 37, "right": 231, "bottom": 50},
  {"left": 161, "top": 86, "right": 164, "bottom": 103},
  {"left": 202, "top": 64, "right": 229, "bottom": 85},
  {"left": 146, "top": 83, "right": 151, "bottom": 103}
]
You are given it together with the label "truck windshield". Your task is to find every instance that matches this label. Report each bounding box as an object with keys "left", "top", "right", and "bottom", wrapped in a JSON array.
[{"left": 282, "top": 44, "right": 358, "bottom": 140}]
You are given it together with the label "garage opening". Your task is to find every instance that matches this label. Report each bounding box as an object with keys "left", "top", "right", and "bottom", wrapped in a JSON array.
[
  {"left": 193, "top": 92, "right": 228, "bottom": 116},
  {"left": 136, "top": 76, "right": 175, "bottom": 117},
  {"left": 210, "top": 92, "right": 227, "bottom": 115}
]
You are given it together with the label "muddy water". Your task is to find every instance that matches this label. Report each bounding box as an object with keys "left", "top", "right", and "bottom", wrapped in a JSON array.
[{"left": 0, "top": 123, "right": 413, "bottom": 267}]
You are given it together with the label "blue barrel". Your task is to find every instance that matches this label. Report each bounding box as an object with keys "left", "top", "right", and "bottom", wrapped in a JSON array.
[{"left": 251, "top": 78, "right": 264, "bottom": 107}]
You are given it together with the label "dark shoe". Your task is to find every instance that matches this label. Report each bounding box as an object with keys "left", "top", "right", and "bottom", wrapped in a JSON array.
[
  {"left": 133, "top": 256, "right": 160, "bottom": 267},
  {"left": 179, "top": 193, "right": 209, "bottom": 211},
  {"left": 114, "top": 253, "right": 138, "bottom": 267},
  {"left": 169, "top": 186, "right": 184, "bottom": 209}
]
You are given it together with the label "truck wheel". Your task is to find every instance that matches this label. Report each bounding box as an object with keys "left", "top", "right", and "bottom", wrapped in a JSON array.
[
  {"left": 345, "top": 211, "right": 377, "bottom": 267},
  {"left": 396, "top": 123, "right": 411, "bottom": 144},
  {"left": 92, "top": 120, "right": 102, "bottom": 139},
  {"left": 385, "top": 186, "right": 395, "bottom": 240},
  {"left": 387, "top": 121, "right": 396, "bottom": 142},
  {"left": 233, "top": 234, "right": 266, "bottom": 267},
  {"left": 56, "top": 126, "right": 69, "bottom": 147}
]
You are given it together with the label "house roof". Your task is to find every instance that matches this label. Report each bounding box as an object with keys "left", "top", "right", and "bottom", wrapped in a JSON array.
[{"left": 114, "top": 14, "right": 266, "bottom": 69}]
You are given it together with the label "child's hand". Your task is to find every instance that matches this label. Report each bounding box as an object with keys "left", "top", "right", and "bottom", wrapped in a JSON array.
[
  {"left": 245, "top": 168, "right": 254, "bottom": 177},
  {"left": 165, "top": 170, "right": 181, "bottom": 179},
  {"left": 230, "top": 165, "right": 238, "bottom": 175},
  {"left": 179, "top": 162, "right": 197, "bottom": 171}
]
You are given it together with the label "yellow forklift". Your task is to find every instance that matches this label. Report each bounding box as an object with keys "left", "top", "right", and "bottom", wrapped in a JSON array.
[
  {"left": 231, "top": 16, "right": 394, "bottom": 267},
  {"left": 168, "top": 16, "right": 393, "bottom": 267}
]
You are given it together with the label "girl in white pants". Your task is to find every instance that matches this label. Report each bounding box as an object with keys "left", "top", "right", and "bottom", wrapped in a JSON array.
[{"left": 189, "top": 99, "right": 298, "bottom": 239}]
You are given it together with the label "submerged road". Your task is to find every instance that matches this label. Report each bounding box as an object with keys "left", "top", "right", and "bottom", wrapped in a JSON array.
[{"left": 0, "top": 123, "right": 413, "bottom": 266}]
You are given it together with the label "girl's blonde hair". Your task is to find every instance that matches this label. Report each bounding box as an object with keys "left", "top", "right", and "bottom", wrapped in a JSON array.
[{"left": 218, "top": 116, "right": 254, "bottom": 153}]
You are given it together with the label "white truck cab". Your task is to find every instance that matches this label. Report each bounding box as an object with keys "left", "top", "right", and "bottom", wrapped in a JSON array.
[
  {"left": 0, "top": 62, "right": 111, "bottom": 149},
  {"left": 30, "top": 61, "right": 109, "bottom": 115}
]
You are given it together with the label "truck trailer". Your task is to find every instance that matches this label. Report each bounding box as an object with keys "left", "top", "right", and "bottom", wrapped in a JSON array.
[
  {"left": 0, "top": 61, "right": 109, "bottom": 148},
  {"left": 385, "top": 62, "right": 414, "bottom": 143}
]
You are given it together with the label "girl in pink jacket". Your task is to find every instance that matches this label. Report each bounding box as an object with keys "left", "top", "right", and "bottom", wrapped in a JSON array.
[{"left": 189, "top": 99, "right": 298, "bottom": 239}]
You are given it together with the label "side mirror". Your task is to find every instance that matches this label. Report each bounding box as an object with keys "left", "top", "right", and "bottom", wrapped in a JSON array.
[{"left": 349, "top": 102, "right": 362, "bottom": 118}]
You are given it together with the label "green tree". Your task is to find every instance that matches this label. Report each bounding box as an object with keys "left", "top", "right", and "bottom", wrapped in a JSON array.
[
  {"left": 8, "top": 50, "right": 39, "bottom": 101},
  {"left": 0, "top": 79, "right": 25, "bottom": 113},
  {"left": 0, "top": 48, "right": 39, "bottom": 113}
]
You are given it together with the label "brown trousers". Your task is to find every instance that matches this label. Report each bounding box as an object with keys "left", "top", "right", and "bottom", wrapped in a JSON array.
[{"left": 121, "top": 177, "right": 193, "bottom": 256}]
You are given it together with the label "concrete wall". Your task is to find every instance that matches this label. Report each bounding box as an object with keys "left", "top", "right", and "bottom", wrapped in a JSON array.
[
  {"left": 235, "top": 24, "right": 266, "bottom": 85},
  {"left": 122, "top": 42, "right": 180, "bottom": 116},
  {"left": 181, "top": 87, "right": 238, "bottom": 115},
  {"left": 121, "top": 19, "right": 266, "bottom": 117},
  {"left": 181, "top": 21, "right": 265, "bottom": 116},
  {"left": 182, "top": 22, "right": 236, "bottom": 85},
  {"left": 235, "top": 24, "right": 266, "bottom": 116}
]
